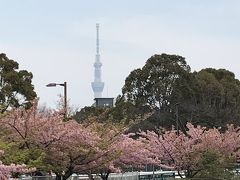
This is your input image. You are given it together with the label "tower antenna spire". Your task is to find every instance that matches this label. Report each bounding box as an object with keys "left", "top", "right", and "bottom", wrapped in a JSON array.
[
  {"left": 96, "top": 23, "right": 99, "bottom": 55},
  {"left": 91, "top": 23, "right": 104, "bottom": 98}
]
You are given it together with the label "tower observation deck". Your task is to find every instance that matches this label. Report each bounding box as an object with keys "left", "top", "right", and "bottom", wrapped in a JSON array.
[{"left": 91, "top": 23, "right": 104, "bottom": 98}]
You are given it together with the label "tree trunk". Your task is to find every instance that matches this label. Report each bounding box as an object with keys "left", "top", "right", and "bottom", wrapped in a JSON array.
[
  {"left": 177, "top": 170, "right": 183, "bottom": 179},
  {"left": 100, "top": 170, "right": 110, "bottom": 180},
  {"left": 87, "top": 172, "right": 94, "bottom": 180},
  {"left": 55, "top": 173, "right": 62, "bottom": 180},
  {"left": 55, "top": 170, "right": 72, "bottom": 180},
  {"left": 63, "top": 170, "right": 73, "bottom": 180}
]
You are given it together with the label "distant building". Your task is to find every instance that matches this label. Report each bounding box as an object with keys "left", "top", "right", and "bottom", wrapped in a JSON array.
[
  {"left": 91, "top": 23, "right": 104, "bottom": 98},
  {"left": 91, "top": 24, "right": 115, "bottom": 108},
  {"left": 94, "top": 98, "right": 114, "bottom": 108}
]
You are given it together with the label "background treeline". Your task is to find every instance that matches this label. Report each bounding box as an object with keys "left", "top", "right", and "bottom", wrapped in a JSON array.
[{"left": 75, "top": 53, "right": 240, "bottom": 131}]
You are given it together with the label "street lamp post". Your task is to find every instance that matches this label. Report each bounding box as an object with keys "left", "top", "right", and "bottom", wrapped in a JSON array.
[{"left": 46, "top": 82, "right": 67, "bottom": 118}]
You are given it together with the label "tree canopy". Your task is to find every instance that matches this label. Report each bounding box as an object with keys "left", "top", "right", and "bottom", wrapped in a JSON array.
[
  {"left": 122, "top": 54, "right": 191, "bottom": 109},
  {"left": 187, "top": 68, "right": 240, "bottom": 127},
  {"left": 111, "top": 53, "right": 240, "bottom": 130},
  {"left": 0, "top": 53, "right": 37, "bottom": 113},
  {"left": 110, "top": 53, "right": 192, "bottom": 130},
  {"left": 1, "top": 100, "right": 240, "bottom": 179},
  {"left": 137, "top": 122, "right": 240, "bottom": 178},
  {"left": 0, "top": 101, "right": 156, "bottom": 180}
]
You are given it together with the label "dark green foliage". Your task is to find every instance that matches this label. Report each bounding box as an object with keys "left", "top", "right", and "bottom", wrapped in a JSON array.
[
  {"left": 114, "top": 53, "right": 240, "bottom": 131},
  {"left": 195, "top": 150, "right": 235, "bottom": 179},
  {"left": 116, "top": 54, "right": 192, "bottom": 130},
  {"left": 0, "top": 53, "right": 37, "bottom": 112},
  {"left": 0, "top": 140, "right": 46, "bottom": 170},
  {"left": 181, "top": 68, "right": 240, "bottom": 128},
  {"left": 110, "top": 95, "right": 151, "bottom": 123},
  {"left": 73, "top": 106, "right": 111, "bottom": 123},
  {"left": 122, "top": 54, "right": 191, "bottom": 109}
]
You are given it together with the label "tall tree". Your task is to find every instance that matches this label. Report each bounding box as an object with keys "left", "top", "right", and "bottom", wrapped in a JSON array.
[
  {"left": 122, "top": 54, "right": 190, "bottom": 109},
  {"left": 0, "top": 53, "right": 36, "bottom": 113},
  {"left": 115, "top": 53, "right": 191, "bottom": 130},
  {"left": 116, "top": 53, "right": 240, "bottom": 129},
  {"left": 179, "top": 68, "right": 240, "bottom": 128}
]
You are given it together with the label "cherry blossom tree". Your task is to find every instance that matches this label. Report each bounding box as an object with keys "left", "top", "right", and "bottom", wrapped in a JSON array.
[
  {"left": 137, "top": 123, "right": 240, "bottom": 178},
  {"left": 82, "top": 121, "right": 158, "bottom": 180},
  {"left": 0, "top": 100, "right": 100, "bottom": 180},
  {"left": 0, "top": 101, "right": 153, "bottom": 180}
]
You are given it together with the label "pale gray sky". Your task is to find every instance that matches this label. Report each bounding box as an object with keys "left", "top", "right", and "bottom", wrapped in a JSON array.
[{"left": 0, "top": 0, "right": 239, "bottom": 109}]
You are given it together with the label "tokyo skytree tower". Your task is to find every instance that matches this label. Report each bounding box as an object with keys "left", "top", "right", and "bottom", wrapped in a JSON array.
[{"left": 91, "top": 23, "right": 104, "bottom": 98}]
